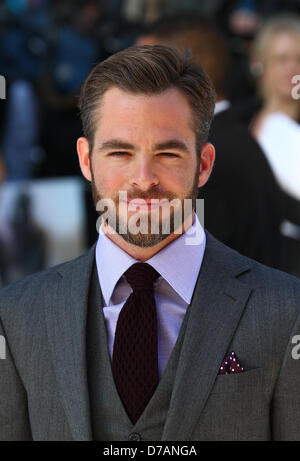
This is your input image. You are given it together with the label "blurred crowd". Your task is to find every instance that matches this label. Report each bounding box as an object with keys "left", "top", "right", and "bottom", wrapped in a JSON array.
[{"left": 0, "top": 0, "right": 300, "bottom": 286}]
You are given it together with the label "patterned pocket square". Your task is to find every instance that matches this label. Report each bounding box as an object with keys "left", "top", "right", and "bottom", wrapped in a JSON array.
[{"left": 218, "top": 351, "right": 245, "bottom": 375}]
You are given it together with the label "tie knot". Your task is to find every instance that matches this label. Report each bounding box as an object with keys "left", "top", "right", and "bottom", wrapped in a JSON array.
[{"left": 124, "top": 263, "right": 160, "bottom": 291}]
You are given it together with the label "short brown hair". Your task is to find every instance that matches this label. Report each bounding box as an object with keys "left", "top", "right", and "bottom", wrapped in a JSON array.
[{"left": 78, "top": 45, "right": 216, "bottom": 156}]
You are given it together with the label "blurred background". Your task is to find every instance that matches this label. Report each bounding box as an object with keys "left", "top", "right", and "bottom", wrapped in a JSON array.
[{"left": 0, "top": 0, "right": 300, "bottom": 286}]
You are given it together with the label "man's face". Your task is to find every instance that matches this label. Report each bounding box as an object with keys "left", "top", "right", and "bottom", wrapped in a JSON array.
[{"left": 77, "top": 86, "right": 213, "bottom": 247}]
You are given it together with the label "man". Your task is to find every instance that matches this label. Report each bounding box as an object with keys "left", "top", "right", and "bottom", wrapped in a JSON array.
[
  {"left": 0, "top": 45, "right": 300, "bottom": 441},
  {"left": 136, "top": 14, "right": 286, "bottom": 270}
]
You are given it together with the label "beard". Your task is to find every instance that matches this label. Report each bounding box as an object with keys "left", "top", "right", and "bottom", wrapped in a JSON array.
[{"left": 91, "top": 163, "right": 200, "bottom": 247}]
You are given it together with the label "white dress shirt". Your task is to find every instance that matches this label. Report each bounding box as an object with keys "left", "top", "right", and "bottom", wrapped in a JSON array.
[{"left": 214, "top": 99, "right": 231, "bottom": 115}]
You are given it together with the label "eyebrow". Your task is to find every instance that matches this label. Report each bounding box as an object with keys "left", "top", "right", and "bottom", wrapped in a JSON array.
[
  {"left": 154, "top": 140, "right": 189, "bottom": 153},
  {"left": 97, "top": 140, "right": 135, "bottom": 152},
  {"left": 97, "top": 138, "right": 190, "bottom": 153}
]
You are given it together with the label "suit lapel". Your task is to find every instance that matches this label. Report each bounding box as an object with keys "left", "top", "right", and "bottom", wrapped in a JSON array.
[
  {"left": 44, "top": 244, "right": 96, "bottom": 441},
  {"left": 162, "top": 233, "right": 253, "bottom": 440}
]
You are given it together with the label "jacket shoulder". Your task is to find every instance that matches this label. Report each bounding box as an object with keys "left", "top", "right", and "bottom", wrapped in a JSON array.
[
  {"left": 0, "top": 244, "right": 96, "bottom": 315},
  {"left": 206, "top": 232, "right": 300, "bottom": 324},
  {"left": 206, "top": 231, "right": 300, "bottom": 294}
]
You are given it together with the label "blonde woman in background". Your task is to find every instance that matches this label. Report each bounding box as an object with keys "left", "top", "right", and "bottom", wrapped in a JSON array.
[
  {"left": 250, "top": 15, "right": 300, "bottom": 201},
  {"left": 250, "top": 15, "right": 300, "bottom": 277}
]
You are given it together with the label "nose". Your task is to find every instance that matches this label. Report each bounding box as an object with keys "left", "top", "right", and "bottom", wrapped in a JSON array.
[{"left": 129, "top": 156, "right": 159, "bottom": 191}]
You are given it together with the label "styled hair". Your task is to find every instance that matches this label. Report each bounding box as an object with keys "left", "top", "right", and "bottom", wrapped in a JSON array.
[
  {"left": 251, "top": 14, "right": 300, "bottom": 64},
  {"left": 78, "top": 45, "right": 216, "bottom": 156}
]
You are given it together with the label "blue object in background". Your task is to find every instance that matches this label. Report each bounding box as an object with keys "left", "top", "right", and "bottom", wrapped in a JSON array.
[
  {"left": 5, "top": 0, "right": 28, "bottom": 14},
  {"left": 53, "top": 25, "right": 99, "bottom": 94},
  {"left": 2, "top": 80, "right": 40, "bottom": 180}
]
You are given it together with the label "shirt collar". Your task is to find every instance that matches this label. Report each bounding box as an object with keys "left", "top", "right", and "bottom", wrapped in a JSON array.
[
  {"left": 214, "top": 99, "right": 231, "bottom": 115},
  {"left": 96, "top": 213, "right": 206, "bottom": 305}
]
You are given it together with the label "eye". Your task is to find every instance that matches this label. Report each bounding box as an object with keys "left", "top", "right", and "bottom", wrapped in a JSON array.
[
  {"left": 158, "top": 152, "right": 178, "bottom": 158},
  {"left": 109, "top": 151, "right": 128, "bottom": 157}
]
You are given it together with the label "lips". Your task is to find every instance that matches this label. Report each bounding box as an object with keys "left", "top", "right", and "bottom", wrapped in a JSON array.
[
  {"left": 129, "top": 198, "right": 167, "bottom": 204},
  {"left": 122, "top": 198, "right": 169, "bottom": 209}
]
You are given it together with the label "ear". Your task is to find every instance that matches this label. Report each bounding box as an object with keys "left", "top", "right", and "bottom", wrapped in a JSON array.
[
  {"left": 198, "top": 143, "right": 215, "bottom": 188},
  {"left": 77, "top": 137, "right": 92, "bottom": 181}
]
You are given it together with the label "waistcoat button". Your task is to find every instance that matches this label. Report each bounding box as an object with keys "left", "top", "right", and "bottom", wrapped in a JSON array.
[{"left": 128, "top": 432, "right": 141, "bottom": 441}]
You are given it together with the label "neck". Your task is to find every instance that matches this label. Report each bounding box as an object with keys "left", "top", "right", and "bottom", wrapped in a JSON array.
[
  {"left": 251, "top": 96, "right": 300, "bottom": 138},
  {"left": 101, "top": 212, "right": 195, "bottom": 262},
  {"left": 263, "top": 96, "right": 300, "bottom": 121}
]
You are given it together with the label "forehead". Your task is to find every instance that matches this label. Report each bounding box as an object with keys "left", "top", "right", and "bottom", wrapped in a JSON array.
[
  {"left": 267, "top": 30, "right": 300, "bottom": 54},
  {"left": 93, "top": 86, "right": 195, "bottom": 141}
]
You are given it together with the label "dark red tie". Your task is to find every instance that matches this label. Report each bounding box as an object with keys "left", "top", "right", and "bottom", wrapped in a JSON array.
[{"left": 112, "top": 262, "right": 160, "bottom": 424}]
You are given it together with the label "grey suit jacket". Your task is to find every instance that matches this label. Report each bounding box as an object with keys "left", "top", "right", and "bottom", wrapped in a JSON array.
[{"left": 1, "top": 232, "right": 300, "bottom": 441}]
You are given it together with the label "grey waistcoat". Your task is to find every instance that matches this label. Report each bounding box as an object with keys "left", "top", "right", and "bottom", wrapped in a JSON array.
[{"left": 86, "top": 263, "right": 191, "bottom": 441}]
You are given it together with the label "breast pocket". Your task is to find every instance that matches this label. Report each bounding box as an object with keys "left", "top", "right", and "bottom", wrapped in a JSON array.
[{"left": 211, "top": 367, "right": 263, "bottom": 394}]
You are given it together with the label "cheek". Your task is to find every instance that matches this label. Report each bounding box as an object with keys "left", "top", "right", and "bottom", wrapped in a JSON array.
[
  {"left": 93, "top": 161, "right": 126, "bottom": 191},
  {"left": 158, "top": 166, "right": 183, "bottom": 187},
  {"left": 264, "top": 68, "right": 278, "bottom": 87},
  {"left": 268, "top": 64, "right": 292, "bottom": 87},
  {"left": 161, "top": 159, "right": 198, "bottom": 190},
  {"left": 161, "top": 169, "right": 195, "bottom": 194}
]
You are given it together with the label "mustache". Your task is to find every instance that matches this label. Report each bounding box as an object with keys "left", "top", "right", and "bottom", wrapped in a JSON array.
[{"left": 118, "top": 190, "right": 177, "bottom": 201}]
